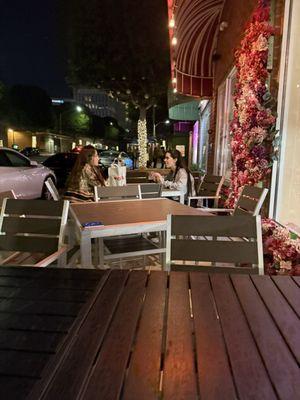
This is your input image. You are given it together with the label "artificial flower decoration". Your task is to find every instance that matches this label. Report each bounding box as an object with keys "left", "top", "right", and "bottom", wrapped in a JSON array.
[{"left": 226, "top": 0, "right": 276, "bottom": 207}]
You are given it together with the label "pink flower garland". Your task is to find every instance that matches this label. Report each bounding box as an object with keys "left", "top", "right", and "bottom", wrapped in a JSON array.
[
  {"left": 226, "top": 0, "right": 276, "bottom": 207},
  {"left": 262, "top": 219, "right": 300, "bottom": 275}
]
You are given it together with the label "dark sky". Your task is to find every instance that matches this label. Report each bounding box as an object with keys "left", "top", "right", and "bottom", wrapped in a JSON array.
[{"left": 0, "top": 0, "right": 70, "bottom": 98}]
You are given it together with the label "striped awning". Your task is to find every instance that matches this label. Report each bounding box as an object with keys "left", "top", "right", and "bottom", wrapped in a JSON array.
[{"left": 168, "top": 0, "right": 225, "bottom": 98}]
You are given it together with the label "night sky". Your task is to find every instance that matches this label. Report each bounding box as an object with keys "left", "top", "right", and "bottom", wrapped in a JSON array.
[{"left": 0, "top": 0, "right": 70, "bottom": 98}]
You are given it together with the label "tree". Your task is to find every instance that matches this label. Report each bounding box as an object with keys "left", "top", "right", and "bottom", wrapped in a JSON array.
[
  {"left": 53, "top": 103, "right": 90, "bottom": 135},
  {"left": 2, "top": 85, "right": 53, "bottom": 130},
  {"left": 60, "top": 0, "right": 170, "bottom": 167}
]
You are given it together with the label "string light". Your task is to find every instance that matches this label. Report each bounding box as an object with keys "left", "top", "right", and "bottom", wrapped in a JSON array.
[
  {"left": 171, "top": 37, "right": 177, "bottom": 46},
  {"left": 172, "top": 77, "right": 177, "bottom": 84},
  {"left": 138, "top": 119, "right": 147, "bottom": 168},
  {"left": 169, "top": 18, "right": 175, "bottom": 28}
]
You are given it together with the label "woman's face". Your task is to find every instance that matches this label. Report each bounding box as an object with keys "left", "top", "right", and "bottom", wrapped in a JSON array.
[
  {"left": 164, "top": 152, "right": 177, "bottom": 169},
  {"left": 89, "top": 151, "right": 100, "bottom": 166}
]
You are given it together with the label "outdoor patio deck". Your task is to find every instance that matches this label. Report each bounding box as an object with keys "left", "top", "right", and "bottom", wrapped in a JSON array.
[{"left": 0, "top": 267, "right": 299, "bottom": 399}]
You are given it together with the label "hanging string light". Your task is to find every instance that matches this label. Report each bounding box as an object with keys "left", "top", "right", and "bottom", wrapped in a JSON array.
[{"left": 138, "top": 119, "right": 147, "bottom": 168}]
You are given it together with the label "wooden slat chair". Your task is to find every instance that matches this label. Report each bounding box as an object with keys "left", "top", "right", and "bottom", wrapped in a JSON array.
[
  {"left": 94, "top": 184, "right": 162, "bottom": 268},
  {"left": 140, "top": 183, "right": 162, "bottom": 199},
  {"left": 166, "top": 214, "right": 264, "bottom": 274},
  {"left": 45, "top": 177, "right": 60, "bottom": 201},
  {"left": 188, "top": 174, "right": 224, "bottom": 207},
  {"left": 94, "top": 184, "right": 141, "bottom": 201},
  {"left": 203, "top": 185, "right": 268, "bottom": 217},
  {"left": 126, "top": 171, "right": 148, "bottom": 184},
  {"left": 0, "top": 199, "right": 70, "bottom": 267}
]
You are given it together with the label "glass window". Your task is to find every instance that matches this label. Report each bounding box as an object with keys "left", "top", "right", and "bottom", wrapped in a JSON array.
[
  {"left": 0, "top": 151, "right": 10, "bottom": 166},
  {"left": 5, "top": 151, "right": 30, "bottom": 167}
]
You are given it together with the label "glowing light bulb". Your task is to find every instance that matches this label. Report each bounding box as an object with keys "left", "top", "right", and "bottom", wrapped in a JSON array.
[
  {"left": 169, "top": 19, "right": 175, "bottom": 28},
  {"left": 171, "top": 37, "right": 177, "bottom": 46}
]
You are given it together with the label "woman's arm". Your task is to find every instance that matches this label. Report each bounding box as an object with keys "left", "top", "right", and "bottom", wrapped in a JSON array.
[{"left": 164, "top": 169, "right": 188, "bottom": 192}]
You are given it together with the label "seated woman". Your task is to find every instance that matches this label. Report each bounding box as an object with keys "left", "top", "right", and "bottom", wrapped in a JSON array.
[
  {"left": 64, "top": 146, "right": 106, "bottom": 202},
  {"left": 150, "top": 149, "right": 195, "bottom": 200}
]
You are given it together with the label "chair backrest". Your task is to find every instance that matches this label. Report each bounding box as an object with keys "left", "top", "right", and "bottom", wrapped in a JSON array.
[
  {"left": 126, "top": 170, "right": 148, "bottom": 184},
  {"left": 45, "top": 178, "right": 60, "bottom": 201},
  {"left": 0, "top": 199, "right": 69, "bottom": 254},
  {"left": 139, "top": 183, "right": 162, "bottom": 199},
  {"left": 94, "top": 184, "right": 141, "bottom": 201},
  {"left": 166, "top": 214, "right": 263, "bottom": 274},
  {"left": 197, "top": 174, "right": 224, "bottom": 197},
  {"left": 233, "top": 185, "right": 268, "bottom": 216},
  {"left": 0, "top": 190, "right": 17, "bottom": 208}
]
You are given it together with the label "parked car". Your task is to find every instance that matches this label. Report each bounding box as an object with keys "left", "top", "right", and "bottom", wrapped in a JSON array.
[
  {"left": 99, "top": 150, "right": 133, "bottom": 169},
  {"left": 0, "top": 147, "right": 56, "bottom": 199},
  {"left": 43, "top": 152, "right": 108, "bottom": 189},
  {"left": 20, "top": 147, "right": 40, "bottom": 157}
]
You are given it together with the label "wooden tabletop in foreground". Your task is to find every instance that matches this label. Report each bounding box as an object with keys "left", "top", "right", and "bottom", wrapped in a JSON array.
[{"left": 0, "top": 267, "right": 299, "bottom": 400}]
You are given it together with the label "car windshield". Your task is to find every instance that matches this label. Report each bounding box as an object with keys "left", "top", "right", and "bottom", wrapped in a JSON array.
[{"left": 101, "top": 151, "right": 119, "bottom": 157}]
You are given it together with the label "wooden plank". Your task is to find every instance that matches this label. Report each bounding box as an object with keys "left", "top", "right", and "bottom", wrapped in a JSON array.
[
  {"left": 292, "top": 276, "right": 300, "bottom": 287},
  {"left": 0, "top": 330, "right": 64, "bottom": 353},
  {"left": 251, "top": 276, "right": 300, "bottom": 363},
  {"left": 232, "top": 275, "right": 300, "bottom": 399},
  {"left": 80, "top": 271, "right": 148, "bottom": 400},
  {"left": 123, "top": 271, "right": 167, "bottom": 400},
  {"left": 97, "top": 185, "right": 140, "bottom": 199},
  {"left": 2, "top": 217, "right": 61, "bottom": 235},
  {"left": 272, "top": 276, "right": 300, "bottom": 317},
  {"left": 41, "top": 270, "right": 129, "bottom": 400},
  {"left": 0, "top": 350, "right": 50, "bottom": 377},
  {"left": 163, "top": 272, "right": 198, "bottom": 400},
  {"left": 0, "top": 235, "right": 58, "bottom": 253},
  {"left": 0, "top": 376, "right": 37, "bottom": 400},
  {"left": 242, "top": 185, "right": 264, "bottom": 198},
  {"left": 0, "top": 313, "right": 74, "bottom": 333},
  {"left": 171, "top": 215, "right": 256, "bottom": 237},
  {"left": 211, "top": 274, "right": 276, "bottom": 399},
  {"left": 5, "top": 199, "right": 64, "bottom": 216},
  {"left": 0, "top": 286, "right": 91, "bottom": 302},
  {"left": 171, "top": 240, "right": 258, "bottom": 263},
  {"left": 236, "top": 196, "right": 258, "bottom": 212},
  {"left": 190, "top": 273, "right": 236, "bottom": 399},
  {"left": 0, "top": 299, "right": 83, "bottom": 316}
]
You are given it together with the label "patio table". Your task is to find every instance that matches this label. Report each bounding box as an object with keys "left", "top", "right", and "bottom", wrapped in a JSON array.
[
  {"left": 70, "top": 198, "right": 204, "bottom": 267},
  {"left": 1, "top": 267, "right": 299, "bottom": 400}
]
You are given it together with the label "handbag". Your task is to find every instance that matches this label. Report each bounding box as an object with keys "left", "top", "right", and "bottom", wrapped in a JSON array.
[{"left": 108, "top": 159, "right": 127, "bottom": 186}]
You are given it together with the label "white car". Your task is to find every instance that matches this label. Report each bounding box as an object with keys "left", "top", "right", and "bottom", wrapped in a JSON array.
[{"left": 0, "top": 147, "right": 56, "bottom": 199}]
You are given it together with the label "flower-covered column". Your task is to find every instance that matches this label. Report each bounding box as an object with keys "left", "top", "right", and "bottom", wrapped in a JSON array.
[{"left": 226, "top": 0, "right": 276, "bottom": 207}]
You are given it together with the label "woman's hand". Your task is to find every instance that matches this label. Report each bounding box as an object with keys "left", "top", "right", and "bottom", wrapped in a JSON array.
[{"left": 150, "top": 172, "right": 163, "bottom": 183}]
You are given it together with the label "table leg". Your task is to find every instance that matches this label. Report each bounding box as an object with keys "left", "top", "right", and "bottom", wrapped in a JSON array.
[
  {"left": 97, "top": 238, "right": 104, "bottom": 269},
  {"left": 80, "top": 234, "right": 93, "bottom": 268}
]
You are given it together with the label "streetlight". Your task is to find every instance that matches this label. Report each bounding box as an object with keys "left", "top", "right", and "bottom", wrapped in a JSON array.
[
  {"left": 59, "top": 105, "right": 84, "bottom": 133},
  {"left": 153, "top": 119, "right": 170, "bottom": 137},
  {"left": 76, "top": 105, "right": 83, "bottom": 112}
]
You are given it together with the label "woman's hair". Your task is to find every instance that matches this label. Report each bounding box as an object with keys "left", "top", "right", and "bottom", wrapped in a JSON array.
[
  {"left": 166, "top": 149, "right": 193, "bottom": 195},
  {"left": 67, "top": 146, "right": 105, "bottom": 187}
]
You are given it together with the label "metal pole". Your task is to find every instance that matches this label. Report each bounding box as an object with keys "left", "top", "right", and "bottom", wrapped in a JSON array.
[{"left": 152, "top": 105, "right": 156, "bottom": 137}]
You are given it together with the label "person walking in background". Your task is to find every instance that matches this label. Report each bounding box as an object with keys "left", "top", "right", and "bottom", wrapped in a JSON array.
[
  {"left": 153, "top": 144, "right": 162, "bottom": 168},
  {"left": 160, "top": 146, "right": 165, "bottom": 168},
  {"left": 64, "top": 146, "right": 106, "bottom": 202}
]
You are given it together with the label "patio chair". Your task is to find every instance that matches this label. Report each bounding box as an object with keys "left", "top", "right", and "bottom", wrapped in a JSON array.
[
  {"left": 202, "top": 185, "right": 268, "bottom": 216},
  {"left": 188, "top": 174, "right": 224, "bottom": 207},
  {"left": 93, "top": 184, "right": 162, "bottom": 268},
  {"left": 166, "top": 214, "right": 263, "bottom": 274},
  {"left": 0, "top": 199, "right": 70, "bottom": 267},
  {"left": 94, "top": 184, "right": 141, "bottom": 201},
  {"left": 45, "top": 177, "right": 60, "bottom": 201},
  {"left": 140, "top": 183, "right": 162, "bottom": 199}
]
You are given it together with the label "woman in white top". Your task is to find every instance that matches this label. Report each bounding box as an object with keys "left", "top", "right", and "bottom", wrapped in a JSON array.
[{"left": 150, "top": 149, "right": 195, "bottom": 198}]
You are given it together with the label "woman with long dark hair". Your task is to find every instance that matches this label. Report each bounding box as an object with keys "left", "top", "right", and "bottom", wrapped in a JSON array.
[
  {"left": 150, "top": 149, "right": 195, "bottom": 198},
  {"left": 64, "top": 146, "right": 106, "bottom": 202}
]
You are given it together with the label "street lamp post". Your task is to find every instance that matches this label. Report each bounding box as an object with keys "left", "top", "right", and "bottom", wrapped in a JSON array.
[{"left": 153, "top": 119, "right": 170, "bottom": 137}]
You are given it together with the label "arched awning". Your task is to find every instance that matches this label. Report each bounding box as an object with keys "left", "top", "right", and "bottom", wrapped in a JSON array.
[{"left": 168, "top": 0, "right": 225, "bottom": 98}]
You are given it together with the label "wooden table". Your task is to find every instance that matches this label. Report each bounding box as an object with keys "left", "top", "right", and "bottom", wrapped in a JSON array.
[
  {"left": 2, "top": 268, "right": 299, "bottom": 400},
  {"left": 70, "top": 198, "right": 204, "bottom": 267}
]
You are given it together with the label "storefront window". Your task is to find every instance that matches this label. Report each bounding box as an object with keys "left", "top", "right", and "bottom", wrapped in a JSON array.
[{"left": 214, "top": 68, "right": 236, "bottom": 177}]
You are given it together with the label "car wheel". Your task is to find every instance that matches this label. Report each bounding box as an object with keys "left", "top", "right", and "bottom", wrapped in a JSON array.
[{"left": 41, "top": 177, "right": 54, "bottom": 200}]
